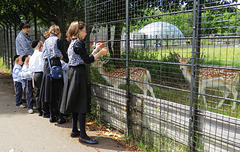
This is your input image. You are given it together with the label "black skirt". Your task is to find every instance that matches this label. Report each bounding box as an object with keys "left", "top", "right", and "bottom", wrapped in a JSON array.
[
  {"left": 60, "top": 65, "right": 91, "bottom": 114},
  {"left": 39, "top": 58, "right": 64, "bottom": 104}
]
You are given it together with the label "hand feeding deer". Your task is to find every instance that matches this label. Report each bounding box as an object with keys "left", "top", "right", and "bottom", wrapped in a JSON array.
[
  {"left": 92, "top": 60, "right": 155, "bottom": 98},
  {"left": 176, "top": 56, "right": 239, "bottom": 109}
]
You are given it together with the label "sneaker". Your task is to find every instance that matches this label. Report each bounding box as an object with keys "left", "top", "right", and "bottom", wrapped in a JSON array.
[
  {"left": 28, "top": 109, "right": 34, "bottom": 114},
  {"left": 19, "top": 104, "right": 26, "bottom": 108}
]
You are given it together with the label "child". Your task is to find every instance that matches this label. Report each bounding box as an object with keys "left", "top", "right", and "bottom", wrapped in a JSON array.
[
  {"left": 60, "top": 21, "right": 108, "bottom": 144},
  {"left": 21, "top": 55, "right": 29, "bottom": 105},
  {"left": 12, "top": 55, "right": 25, "bottom": 108},
  {"left": 29, "top": 40, "right": 44, "bottom": 116},
  {"left": 21, "top": 55, "right": 34, "bottom": 114}
]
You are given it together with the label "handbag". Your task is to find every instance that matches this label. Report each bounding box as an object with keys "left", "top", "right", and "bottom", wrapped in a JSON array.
[{"left": 46, "top": 45, "right": 63, "bottom": 79}]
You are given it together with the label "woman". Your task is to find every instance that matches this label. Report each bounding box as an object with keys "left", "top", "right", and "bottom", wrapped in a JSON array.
[
  {"left": 39, "top": 25, "right": 68, "bottom": 124},
  {"left": 60, "top": 21, "right": 108, "bottom": 144}
]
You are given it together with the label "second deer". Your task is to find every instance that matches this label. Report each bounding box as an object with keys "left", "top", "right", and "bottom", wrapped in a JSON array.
[
  {"left": 92, "top": 60, "right": 155, "bottom": 98},
  {"left": 176, "top": 56, "right": 239, "bottom": 109}
]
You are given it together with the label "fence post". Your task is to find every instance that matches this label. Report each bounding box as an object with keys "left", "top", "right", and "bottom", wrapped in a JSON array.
[
  {"left": 188, "top": 0, "right": 202, "bottom": 151},
  {"left": 9, "top": 25, "right": 13, "bottom": 69},
  {"left": 193, "top": 0, "right": 203, "bottom": 151},
  {"left": 3, "top": 26, "right": 6, "bottom": 64},
  {"left": 125, "top": 0, "right": 132, "bottom": 137},
  {"left": 188, "top": 0, "right": 197, "bottom": 151},
  {"left": 6, "top": 24, "right": 10, "bottom": 69}
]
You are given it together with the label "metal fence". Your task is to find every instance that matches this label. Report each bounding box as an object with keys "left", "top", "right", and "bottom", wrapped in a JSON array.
[
  {"left": 87, "top": 0, "right": 240, "bottom": 151},
  {"left": 0, "top": 26, "right": 46, "bottom": 69},
  {"left": 0, "top": 0, "right": 240, "bottom": 151}
]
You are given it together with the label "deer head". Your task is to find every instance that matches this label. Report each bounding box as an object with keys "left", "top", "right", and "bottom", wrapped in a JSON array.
[
  {"left": 175, "top": 56, "right": 191, "bottom": 71},
  {"left": 92, "top": 60, "right": 109, "bottom": 68}
]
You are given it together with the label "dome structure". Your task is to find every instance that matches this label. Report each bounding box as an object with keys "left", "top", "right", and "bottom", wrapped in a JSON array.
[{"left": 138, "top": 21, "right": 185, "bottom": 45}]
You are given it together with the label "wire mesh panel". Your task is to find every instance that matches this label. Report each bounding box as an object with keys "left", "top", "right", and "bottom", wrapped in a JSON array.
[
  {"left": 190, "top": 1, "right": 240, "bottom": 151},
  {"left": 87, "top": 0, "right": 240, "bottom": 151},
  {"left": 87, "top": 0, "right": 128, "bottom": 132},
  {"left": 128, "top": 0, "right": 193, "bottom": 151}
]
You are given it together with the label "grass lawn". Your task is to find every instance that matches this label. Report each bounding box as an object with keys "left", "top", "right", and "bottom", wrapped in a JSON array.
[{"left": 0, "top": 58, "right": 12, "bottom": 74}]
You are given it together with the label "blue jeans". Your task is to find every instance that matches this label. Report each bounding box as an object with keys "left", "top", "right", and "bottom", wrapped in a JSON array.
[
  {"left": 24, "top": 79, "right": 33, "bottom": 110},
  {"left": 14, "top": 81, "right": 22, "bottom": 106}
]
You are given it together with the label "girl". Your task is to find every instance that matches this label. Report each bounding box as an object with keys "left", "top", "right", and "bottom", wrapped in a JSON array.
[
  {"left": 60, "top": 21, "right": 108, "bottom": 144},
  {"left": 39, "top": 25, "right": 68, "bottom": 123}
]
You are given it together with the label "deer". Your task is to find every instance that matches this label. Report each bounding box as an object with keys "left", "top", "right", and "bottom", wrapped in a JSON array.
[
  {"left": 92, "top": 60, "right": 155, "bottom": 98},
  {"left": 176, "top": 56, "right": 239, "bottom": 109}
]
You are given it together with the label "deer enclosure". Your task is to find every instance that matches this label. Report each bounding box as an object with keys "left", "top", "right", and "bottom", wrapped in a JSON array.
[{"left": 87, "top": 0, "right": 240, "bottom": 151}]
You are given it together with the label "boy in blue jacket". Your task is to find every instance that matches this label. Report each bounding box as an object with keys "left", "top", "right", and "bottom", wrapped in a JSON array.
[
  {"left": 21, "top": 55, "right": 34, "bottom": 114},
  {"left": 12, "top": 55, "right": 25, "bottom": 108}
]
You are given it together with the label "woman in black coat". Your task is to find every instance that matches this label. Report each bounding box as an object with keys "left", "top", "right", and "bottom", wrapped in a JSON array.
[
  {"left": 60, "top": 21, "right": 108, "bottom": 144},
  {"left": 39, "top": 25, "right": 68, "bottom": 124}
]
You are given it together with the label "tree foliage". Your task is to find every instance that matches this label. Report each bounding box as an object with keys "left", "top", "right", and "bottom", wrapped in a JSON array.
[{"left": 0, "top": 0, "right": 239, "bottom": 57}]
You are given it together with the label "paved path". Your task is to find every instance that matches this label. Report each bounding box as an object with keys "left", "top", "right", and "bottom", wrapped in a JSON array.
[{"left": 0, "top": 72, "right": 128, "bottom": 152}]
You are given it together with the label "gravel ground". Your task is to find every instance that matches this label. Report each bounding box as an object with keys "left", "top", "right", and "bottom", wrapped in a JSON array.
[{"left": 0, "top": 69, "right": 128, "bottom": 152}]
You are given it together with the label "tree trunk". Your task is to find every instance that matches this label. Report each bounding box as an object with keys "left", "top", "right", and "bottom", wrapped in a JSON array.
[
  {"left": 113, "top": 22, "right": 123, "bottom": 68},
  {"left": 108, "top": 24, "right": 113, "bottom": 58}
]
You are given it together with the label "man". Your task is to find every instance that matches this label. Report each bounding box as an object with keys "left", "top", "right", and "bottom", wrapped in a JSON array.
[
  {"left": 15, "top": 20, "right": 33, "bottom": 107},
  {"left": 15, "top": 20, "right": 33, "bottom": 56}
]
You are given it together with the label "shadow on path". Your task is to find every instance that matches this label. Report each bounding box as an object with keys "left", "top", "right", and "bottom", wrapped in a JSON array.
[{"left": 0, "top": 72, "right": 128, "bottom": 152}]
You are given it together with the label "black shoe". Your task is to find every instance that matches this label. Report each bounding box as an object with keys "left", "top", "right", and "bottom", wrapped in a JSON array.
[
  {"left": 50, "top": 117, "right": 57, "bottom": 123},
  {"left": 38, "top": 111, "right": 43, "bottom": 116},
  {"left": 70, "top": 131, "right": 80, "bottom": 138},
  {"left": 58, "top": 117, "right": 67, "bottom": 124},
  {"left": 79, "top": 137, "right": 98, "bottom": 144},
  {"left": 43, "top": 113, "right": 50, "bottom": 118}
]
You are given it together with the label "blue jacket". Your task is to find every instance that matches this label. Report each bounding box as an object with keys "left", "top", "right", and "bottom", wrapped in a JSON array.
[
  {"left": 12, "top": 64, "right": 22, "bottom": 82},
  {"left": 15, "top": 31, "right": 33, "bottom": 56},
  {"left": 21, "top": 64, "right": 32, "bottom": 80}
]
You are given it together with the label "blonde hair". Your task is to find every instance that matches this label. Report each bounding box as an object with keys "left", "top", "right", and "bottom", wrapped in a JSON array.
[
  {"left": 66, "top": 21, "right": 85, "bottom": 41},
  {"left": 24, "top": 56, "right": 31, "bottom": 65},
  {"left": 15, "top": 56, "right": 22, "bottom": 64},
  {"left": 44, "top": 25, "right": 61, "bottom": 38},
  {"left": 37, "top": 41, "right": 43, "bottom": 49}
]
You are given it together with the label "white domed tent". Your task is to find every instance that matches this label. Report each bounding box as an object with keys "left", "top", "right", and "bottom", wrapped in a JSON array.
[{"left": 139, "top": 21, "right": 185, "bottom": 46}]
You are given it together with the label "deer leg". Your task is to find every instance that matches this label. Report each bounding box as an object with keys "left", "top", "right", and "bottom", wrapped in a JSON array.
[
  {"left": 147, "top": 84, "right": 155, "bottom": 98},
  {"left": 199, "top": 85, "right": 208, "bottom": 108},
  {"left": 222, "top": 85, "right": 238, "bottom": 110},
  {"left": 113, "top": 83, "right": 119, "bottom": 89},
  {"left": 231, "top": 86, "right": 238, "bottom": 110},
  {"left": 135, "top": 82, "right": 147, "bottom": 96},
  {"left": 217, "top": 91, "right": 229, "bottom": 109}
]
